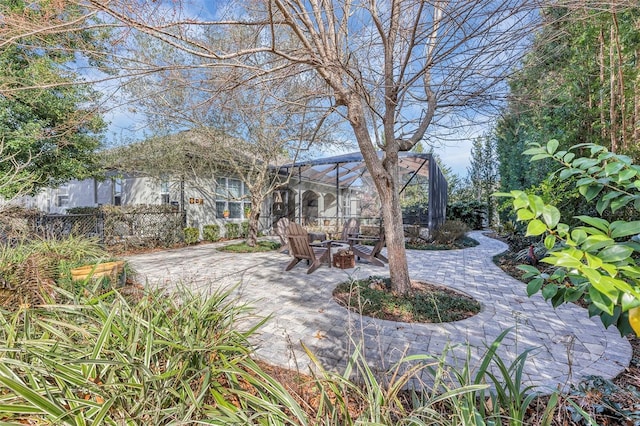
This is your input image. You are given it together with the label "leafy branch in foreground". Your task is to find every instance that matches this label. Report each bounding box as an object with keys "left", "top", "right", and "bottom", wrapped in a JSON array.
[{"left": 497, "top": 141, "right": 640, "bottom": 336}]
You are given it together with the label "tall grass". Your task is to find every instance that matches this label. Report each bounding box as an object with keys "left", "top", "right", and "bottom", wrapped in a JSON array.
[{"left": 0, "top": 284, "right": 269, "bottom": 425}]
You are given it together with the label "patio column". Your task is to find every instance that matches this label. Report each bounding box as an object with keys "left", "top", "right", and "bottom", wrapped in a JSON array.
[
  {"left": 336, "top": 162, "right": 340, "bottom": 227},
  {"left": 297, "top": 167, "right": 302, "bottom": 224}
]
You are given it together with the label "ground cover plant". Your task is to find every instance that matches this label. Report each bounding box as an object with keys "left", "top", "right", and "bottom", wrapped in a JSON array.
[
  {"left": 333, "top": 276, "right": 481, "bottom": 323},
  {"left": 217, "top": 240, "right": 281, "bottom": 253},
  {"left": 406, "top": 235, "right": 478, "bottom": 251}
]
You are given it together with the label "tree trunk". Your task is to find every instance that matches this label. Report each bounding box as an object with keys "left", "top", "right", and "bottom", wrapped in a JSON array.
[
  {"left": 611, "top": 11, "right": 627, "bottom": 151},
  {"left": 635, "top": 49, "right": 640, "bottom": 143},
  {"left": 609, "top": 25, "right": 618, "bottom": 153},
  {"left": 599, "top": 28, "right": 606, "bottom": 141},
  {"left": 245, "top": 197, "right": 261, "bottom": 247},
  {"left": 346, "top": 97, "right": 412, "bottom": 296},
  {"left": 379, "top": 167, "right": 412, "bottom": 296}
]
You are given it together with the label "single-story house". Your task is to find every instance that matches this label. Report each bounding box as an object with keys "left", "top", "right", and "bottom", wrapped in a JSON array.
[{"left": 10, "top": 133, "right": 447, "bottom": 238}]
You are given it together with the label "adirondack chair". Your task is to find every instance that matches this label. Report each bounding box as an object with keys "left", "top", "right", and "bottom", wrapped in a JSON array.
[
  {"left": 275, "top": 217, "right": 291, "bottom": 253},
  {"left": 285, "top": 222, "right": 332, "bottom": 274},
  {"left": 349, "top": 232, "right": 388, "bottom": 267},
  {"left": 334, "top": 218, "right": 360, "bottom": 243}
]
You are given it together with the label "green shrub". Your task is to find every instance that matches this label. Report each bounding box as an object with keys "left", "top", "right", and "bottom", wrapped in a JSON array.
[
  {"left": 66, "top": 206, "right": 101, "bottom": 215},
  {"left": 224, "top": 223, "right": 240, "bottom": 239},
  {"left": 431, "top": 220, "right": 469, "bottom": 245},
  {"left": 202, "top": 224, "right": 220, "bottom": 241},
  {"left": 447, "top": 200, "right": 486, "bottom": 229},
  {"left": 498, "top": 141, "right": 640, "bottom": 335},
  {"left": 241, "top": 221, "right": 249, "bottom": 237},
  {"left": 183, "top": 227, "right": 199, "bottom": 244}
]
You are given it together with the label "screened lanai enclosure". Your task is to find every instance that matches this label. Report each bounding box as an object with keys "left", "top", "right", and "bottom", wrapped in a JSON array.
[{"left": 276, "top": 152, "right": 447, "bottom": 236}]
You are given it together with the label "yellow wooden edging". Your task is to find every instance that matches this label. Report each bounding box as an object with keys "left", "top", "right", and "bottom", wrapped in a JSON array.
[{"left": 70, "top": 261, "right": 125, "bottom": 282}]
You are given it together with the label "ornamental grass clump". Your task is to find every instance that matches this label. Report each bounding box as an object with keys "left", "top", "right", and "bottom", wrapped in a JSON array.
[
  {"left": 0, "top": 284, "right": 272, "bottom": 425},
  {"left": 0, "top": 236, "right": 111, "bottom": 308}
]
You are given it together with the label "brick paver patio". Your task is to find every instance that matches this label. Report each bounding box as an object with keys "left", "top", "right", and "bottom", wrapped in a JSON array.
[{"left": 125, "top": 231, "right": 631, "bottom": 393}]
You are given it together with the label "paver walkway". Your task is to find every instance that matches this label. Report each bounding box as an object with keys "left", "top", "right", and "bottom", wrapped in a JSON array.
[{"left": 125, "top": 231, "right": 631, "bottom": 393}]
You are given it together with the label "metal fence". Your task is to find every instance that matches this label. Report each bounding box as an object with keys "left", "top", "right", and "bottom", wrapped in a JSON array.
[
  {"left": 0, "top": 210, "right": 188, "bottom": 251},
  {"left": 32, "top": 214, "right": 103, "bottom": 241}
]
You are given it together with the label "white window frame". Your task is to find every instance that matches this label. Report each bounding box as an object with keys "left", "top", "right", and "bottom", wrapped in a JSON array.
[
  {"left": 57, "top": 184, "right": 69, "bottom": 207},
  {"left": 113, "top": 177, "right": 123, "bottom": 206},
  {"left": 215, "top": 177, "right": 251, "bottom": 219},
  {"left": 160, "top": 177, "right": 170, "bottom": 205}
]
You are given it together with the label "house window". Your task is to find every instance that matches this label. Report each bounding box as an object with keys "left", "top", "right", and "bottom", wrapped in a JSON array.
[
  {"left": 160, "top": 178, "right": 170, "bottom": 205},
  {"left": 114, "top": 177, "right": 123, "bottom": 206},
  {"left": 57, "top": 185, "right": 69, "bottom": 207},
  {"left": 215, "top": 177, "right": 250, "bottom": 219}
]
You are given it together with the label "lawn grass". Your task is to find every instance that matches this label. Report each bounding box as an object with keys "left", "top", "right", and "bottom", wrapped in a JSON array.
[{"left": 217, "top": 240, "right": 281, "bottom": 253}]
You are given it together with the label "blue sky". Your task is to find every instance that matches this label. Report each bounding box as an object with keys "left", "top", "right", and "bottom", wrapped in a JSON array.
[
  {"left": 102, "top": 104, "right": 480, "bottom": 178},
  {"left": 99, "top": 0, "right": 525, "bottom": 179}
]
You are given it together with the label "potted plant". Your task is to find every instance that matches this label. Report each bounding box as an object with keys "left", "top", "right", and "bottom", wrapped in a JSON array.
[
  {"left": 244, "top": 207, "right": 251, "bottom": 218},
  {"left": 223, "top": 209, "right": 230, "bottom": 218}
]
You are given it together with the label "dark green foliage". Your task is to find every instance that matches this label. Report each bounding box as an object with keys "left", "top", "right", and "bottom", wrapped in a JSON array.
[
  {"left": 431, "top": 220, "right": 470, "bottom": 245},
  {"left": 333, "top": 276, "right": 480, "bottom": 323},
  {"left": 467, "top": 136, "right": 499, "bottom": 226},
  {"left": 406, "top": 236, "right": 478, "bottom": 250},
  {"left": 447, "top": 200, "right": 486, "bottom": 230},
  {"left": 495, "top": 6, "right": 640, "bottom": 196},
  {"left": 66, "top": 206, "right": 102, "bottom": 215},
  {"left": 0, "top": 8, "right": 107, "bottom": 197},
  {"left": 202, "top": 224, "right": 221, "bottom": 242},
  {"left": 183, "top": 227, "right": 199, "bottom": 245},
  {"left": 241, "top": 221, "right": 249, "bottom": 238},
  {"left": 224, "top": 223, "right": 240, "bottom": 239}
]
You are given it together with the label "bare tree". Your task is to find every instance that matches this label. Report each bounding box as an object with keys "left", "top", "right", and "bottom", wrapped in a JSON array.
[
  {"left": 258, "top": 0, "right": 539, "bottom": 293},
  {"left": 110, "top": 28, "right": 337, "bottom": 246},
  {"left": 3, "top": 0, "right": 542, "bottom": 294}
]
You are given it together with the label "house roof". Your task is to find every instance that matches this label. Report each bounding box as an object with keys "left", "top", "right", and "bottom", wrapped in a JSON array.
[{"left": 280, "top": 151, "right": 432, "bottom": 189}]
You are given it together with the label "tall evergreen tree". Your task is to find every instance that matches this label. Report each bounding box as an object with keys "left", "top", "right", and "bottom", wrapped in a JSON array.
[
  {"left": 0, "top": 0, "right": 106, "bottom": 198},
  {"left": 495, "top": 4, "right": 640, "bottom": 194},
  {"left": 467, "top": 135, "right": 499, "bottom": 226}
]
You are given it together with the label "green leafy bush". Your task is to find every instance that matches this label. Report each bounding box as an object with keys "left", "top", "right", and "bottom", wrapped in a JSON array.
[
  {"left": 183, "top": 227, "right": 199, "bottom": 244},
  {"left": 241, "top": 221, "right": 249, "bottom": 238},
  {"left": 431, "top": 220, "right": 470, "bottom": 245},
  {"left": 66, "top": 206, "right": 101, "bottom": 215},
  {"left": 224, "top": 223, "right": 240, "bottom": 239},
  {"left": 202, "top": 224, "right": 220, "bottom": 242},
  {"left": 447, "top": 200, "right": 486, "bottom": 229},
  {"left": 498, "top": 141, "right": 640, "bottom": 335}
]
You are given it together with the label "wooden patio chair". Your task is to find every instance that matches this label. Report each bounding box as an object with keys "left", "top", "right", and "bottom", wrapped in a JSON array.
[
  {"left": 285, "top": 222, "right": 332, "bottom": 274},
  {"left": 275, "top": 217, "right": 291, "bottom": 253},
  {"left": 348, "top": 232, "right": 388, "bottom": 267},
  {"left": 334, "top": 218, "right": 360, "bottom": 243}
]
